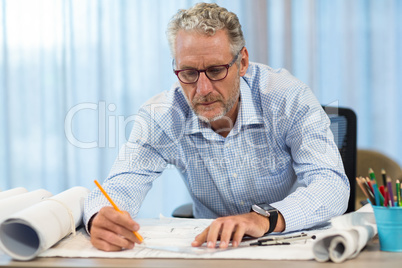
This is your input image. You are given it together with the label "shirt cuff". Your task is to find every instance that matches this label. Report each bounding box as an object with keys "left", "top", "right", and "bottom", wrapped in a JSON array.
[{"left": 270, "top": 198, "right": 306, "bottom": 233}]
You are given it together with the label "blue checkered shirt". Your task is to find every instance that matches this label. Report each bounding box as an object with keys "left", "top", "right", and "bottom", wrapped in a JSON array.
[{"left": 84, "top": 62, "right": 349, "bottom": 233}]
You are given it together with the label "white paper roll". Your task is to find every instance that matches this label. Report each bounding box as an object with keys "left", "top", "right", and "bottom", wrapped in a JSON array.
[
  {"left": 312, "top": 204, "right": 377, "bottom": 263},
  {"left": 0, "top": 189, "right": 53, "bottom": 223},
  {"left": 0, "top": 187, "right": 28, "bottom": 200},
  {"left": 0, "top": 186, "right": 90, "bottom": 261}
]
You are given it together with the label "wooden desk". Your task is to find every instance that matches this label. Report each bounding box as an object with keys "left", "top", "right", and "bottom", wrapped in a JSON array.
[{"left": 0, "top": 238, "right": 400, "bottom": 268}]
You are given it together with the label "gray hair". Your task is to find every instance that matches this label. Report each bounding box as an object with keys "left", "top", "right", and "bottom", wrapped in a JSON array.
[{"left": 166, "top": 2, "right": 245, "bottom": 59}]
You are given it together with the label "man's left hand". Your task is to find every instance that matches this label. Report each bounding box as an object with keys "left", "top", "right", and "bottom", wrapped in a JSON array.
[{"left": 191, "top": 212, "right": 271, "bottom": 248}]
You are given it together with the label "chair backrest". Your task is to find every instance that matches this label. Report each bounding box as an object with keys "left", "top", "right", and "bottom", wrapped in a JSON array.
[{"left": 323, "top": 106, "right": 357, "bottom": 213}]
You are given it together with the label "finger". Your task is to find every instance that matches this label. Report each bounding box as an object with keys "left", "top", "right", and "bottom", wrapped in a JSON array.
[
  {"left": 218, "top": 220, "right": 236, "bottom": 248},
  {"left": 231, "top": 223, "right": 246, "bottom": 247},
  {"left": 121, "top": 211, "right": 143, "bottom": 244},
  {"left": 105, "top": 207, "right": 139, "bottom": 231},
  {"left": 95, "top": 214, "right": 139, "bottom": 244},
  {"left": 91, "top": 238, "right": 122, "bottom": 252},
  {"left": 102, "top": 207, "right": 139, "bottom": 233},
  {"left": 191, "top": 226, "right": 209, "bottom": 247},
  {"left": 93, "top": 207, "right": 141, "bottom": 245},
  {"left": 206, "top": 220, "right": 223, "bottom": 248},
  {"left": 91, "top": 228, "right": 135, "bottom": 251}
]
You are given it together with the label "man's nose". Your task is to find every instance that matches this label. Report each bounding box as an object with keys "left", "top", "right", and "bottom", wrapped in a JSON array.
[{"left": 196, "top": 72, "right": 214, "bottom": 96}]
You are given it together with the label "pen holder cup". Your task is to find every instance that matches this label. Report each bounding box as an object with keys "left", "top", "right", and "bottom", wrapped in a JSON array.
[{"left": 372, "top": 206, "right": 402, "bottom": 252}]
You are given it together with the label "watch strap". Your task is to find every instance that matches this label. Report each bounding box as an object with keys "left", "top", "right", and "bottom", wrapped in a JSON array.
[
  {"left": 252, "top": 203, "right": 278, "bottom": 234},
  {"left": 266, "top": 207, "right": 278, "bottom": 234}
]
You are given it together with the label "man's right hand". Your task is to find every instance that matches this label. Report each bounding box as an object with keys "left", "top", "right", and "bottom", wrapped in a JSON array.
[{"left": 89, "top": 206, "right": 142, "bottom": 251}]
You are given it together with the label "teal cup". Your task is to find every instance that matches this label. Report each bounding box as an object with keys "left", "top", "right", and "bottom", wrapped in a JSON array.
[{"left": 372, "top": 205, "right": 402, "bottom": 252}]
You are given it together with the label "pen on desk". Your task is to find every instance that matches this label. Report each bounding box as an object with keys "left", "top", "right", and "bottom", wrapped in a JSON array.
[
  {"left": 250, "top": 233, "right": 316, "bottom": 246},
  {"left": 94, "top": 180, "right": 144, "bottom": 243}
]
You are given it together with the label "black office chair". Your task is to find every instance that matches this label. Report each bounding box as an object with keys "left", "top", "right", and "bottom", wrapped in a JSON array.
[
  {"left": 323, "top": 106, "right": 357, "bottom": 213},
  {"left": 172, "top": 106, "right": 357, "bottom": 217}
]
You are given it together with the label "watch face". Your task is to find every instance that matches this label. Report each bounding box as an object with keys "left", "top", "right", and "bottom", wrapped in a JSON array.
[{"left": 252, "top": 204, "right": 270, "bottom": 217}]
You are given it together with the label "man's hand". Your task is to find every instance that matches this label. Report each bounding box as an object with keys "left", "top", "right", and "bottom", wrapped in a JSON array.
[
  {"left": 191, "top": 212, "right": 273, "bottom": 249},
  {"left": 89, "top": 206, "right": 142, "bottom": 251}
]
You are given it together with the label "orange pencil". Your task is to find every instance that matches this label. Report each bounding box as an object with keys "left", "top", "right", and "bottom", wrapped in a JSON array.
[{"left": 94, "top": 180, "right": 144, "bottom": 243}]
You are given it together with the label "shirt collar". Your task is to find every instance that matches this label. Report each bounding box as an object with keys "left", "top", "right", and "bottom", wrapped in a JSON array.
[{"left": 237, "top": 78, "right": 264, "bottom": 127}]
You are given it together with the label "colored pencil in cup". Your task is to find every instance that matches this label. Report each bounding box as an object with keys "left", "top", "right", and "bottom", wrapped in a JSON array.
[
  {"left": 396, "top": 180, "right": 401, "bottom": 207},
  {"left": 356, "top": 177, "right": 375, "bottom": 205},
  {"left": 386, "top": 177, "right": 394, "bottom": 207},
  {"left": 369, "top": 168, "right": 377, "bottom": 184},
  {"left": 381, "top": 169, "right": 387, "bottom": 188}
]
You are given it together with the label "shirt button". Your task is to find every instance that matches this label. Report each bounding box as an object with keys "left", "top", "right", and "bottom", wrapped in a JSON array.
[
  {"left": 225, "top": 143, "right": 230, "bottom": 148},
  {"left": 233, "top": 173, "right": 238, "bottom": 178},
  {"left": 240, "top": 201, "right": 245, "bottom": 205}
]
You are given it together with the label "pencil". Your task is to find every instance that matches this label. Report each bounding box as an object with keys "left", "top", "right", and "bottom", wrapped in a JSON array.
[
  {"left": 398, "top": 180, "right": 401, "bottom": 207},
  {"left": 356, "top": 177, "right": 368, "bottom": 197},
  {"left": 397, "top": 180, "right": 401, "bottom": 207},
  {"left": 362, "top": 177, "right": 375, "bottom": 204},
  {"left": 386, "top": 177, "right": 394, "bottom": 207},
  {"left": 379, "top": 185, "right": 388, "bottom": 207},
  {"left": 356, "top": 177, "right": 375, "bottom": 205},
  {"left": 381, "top": 169, "right": 387, "bottom": 189},
  {"left": 94, "top": 180, "right": 144, "bottom": 243},
  {"left": 365, "top": 177, "right": 374, "bottom": 193},
  {"left": 372, "top": 182, "right": 384, "bottom": 206},
  {"left": 369, "top": 168, "right": 377, "bottom": 184}
]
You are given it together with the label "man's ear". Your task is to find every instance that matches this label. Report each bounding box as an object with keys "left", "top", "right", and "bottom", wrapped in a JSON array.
[{"left": 239, "top": 47, "right": 249, "bottom": 77}]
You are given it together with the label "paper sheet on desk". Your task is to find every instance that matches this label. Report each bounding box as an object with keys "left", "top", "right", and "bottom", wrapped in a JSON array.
[
  {"left": 41, "top": 216, "right": 323, "bottom": 260},
  {"left": 312, "top": 204, "right": 377, "bottom": 263},
  {"left": 41, "top": 205, "right": 377, "bottom": 262}
]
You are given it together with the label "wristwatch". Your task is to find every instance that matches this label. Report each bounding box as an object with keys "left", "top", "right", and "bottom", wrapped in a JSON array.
[{"left": 251, "top": 203, "right": 279, "bottom": 234}]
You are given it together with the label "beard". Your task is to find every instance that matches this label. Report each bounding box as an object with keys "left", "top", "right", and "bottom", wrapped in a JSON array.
[{"left": 187, "top": 76, "right": 240, "bottom": 123}]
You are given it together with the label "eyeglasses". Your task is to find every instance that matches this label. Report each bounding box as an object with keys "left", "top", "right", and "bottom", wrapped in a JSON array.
[{"left": 173, "top": 48, "right": 243, "bottom": 84}]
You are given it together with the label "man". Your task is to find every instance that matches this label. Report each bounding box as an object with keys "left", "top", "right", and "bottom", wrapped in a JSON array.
[{"left": 84, "top": 2, "right": 349, "bottom": 251}]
